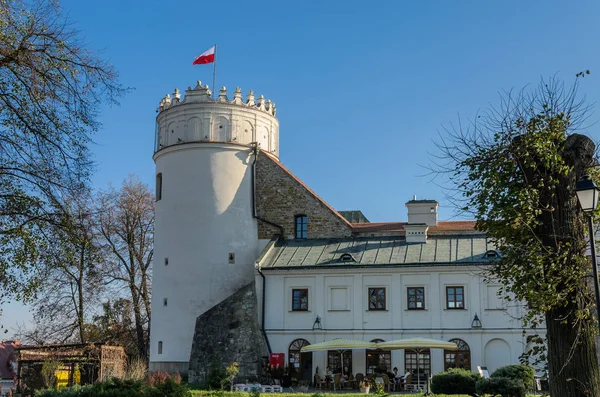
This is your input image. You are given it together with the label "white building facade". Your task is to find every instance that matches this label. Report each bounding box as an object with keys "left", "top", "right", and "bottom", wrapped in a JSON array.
[
  {"left": 149, "top": 80, "right": 544, "bottom": 382},
  {"left": 256, "top": 230, "right": 533, "bottom": 385}
]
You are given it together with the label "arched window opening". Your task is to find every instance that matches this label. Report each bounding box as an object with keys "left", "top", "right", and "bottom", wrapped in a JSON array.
[
  {"left": 366, "top": 339, "right": 391, "bottom": 375},
  {"left": 288, "top": 339, "right": 312, "bottom": 382},
  {"left": 295, "top": 215, "right": 308, "bottom": 239},
  {"left": 444, "top": 339, "right": 471, "bottom": 371}
]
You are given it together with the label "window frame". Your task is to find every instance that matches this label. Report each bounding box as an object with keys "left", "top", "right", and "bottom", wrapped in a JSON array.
[
  {"left": 156, "top": 173, "right": 163, "bottom": 201},
  {"left": 295, "top": 215, "right": 308, "bottom": 239},
  {"left": 292, "top": 288, "right": 309, "bottom": 311},
  {"left": 446, "top": 286, "right": 465, "bottom": 309},
  {"left": 444, "top": 339, "right": 471, "bottom": 371},
  {"left": 407, "top": 286, "right": 426, "bottom": 310},
  {"left": 368, "top": 287, "right": 386, "bottom": 311}
]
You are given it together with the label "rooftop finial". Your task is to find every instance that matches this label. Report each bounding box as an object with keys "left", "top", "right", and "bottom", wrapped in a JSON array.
[
  {"left": 246, "top": 89, "right": 255, "bottom": 106},
  {"left": 257, "top": 95, "right": 266, "bottom": 111},
  {"left": 218, "top": 86, "right": 228, "bottom": 103},
  {"left": 232, "top": 87, "right": 243, "bottom": 105}
]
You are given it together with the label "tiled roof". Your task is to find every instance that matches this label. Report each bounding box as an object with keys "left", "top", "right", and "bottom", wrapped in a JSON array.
[
  {"left": 351, "top": 221, "right": 478, "bottom": 234},
  {"left": 0, "top": 341, "right": 19, "bottom": 379},
  {"left": 259, "top": 235, "right": 494, "bottom": 269}
]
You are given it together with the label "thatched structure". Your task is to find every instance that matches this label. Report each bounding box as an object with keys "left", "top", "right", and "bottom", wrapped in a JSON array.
[{"left": 16, "top": 343, "right": 126, "bottom": 391}]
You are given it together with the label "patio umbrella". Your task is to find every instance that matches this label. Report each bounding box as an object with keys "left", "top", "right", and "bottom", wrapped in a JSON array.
[
  {"left": 301, "top": 338, "right": 378, "bottom": 375},
  {"left": 375, "top": 338, "right": 458, "bottom": 392}
]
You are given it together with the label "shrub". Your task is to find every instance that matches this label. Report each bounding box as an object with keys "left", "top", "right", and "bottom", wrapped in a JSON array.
[
  {"left": 491, "top": 364, "right": 535, "bottom": 390},
  {"left": 476, "top": 377, "right": 526, "bottom": 397},
  {"left": 430, "top": 368, "right": 481, "bottom": 396},
  {"left": 34, "top": 377, "right": 190, "bottom": 397},
  {"left": 125, "top": 357, "right": 148, "bottom": 381},
  {"left": 205, "top": 360, "right": 228, "bottom": 390},
  {"left": 145, "top": 375, "right": 190, "bottom": 397}
]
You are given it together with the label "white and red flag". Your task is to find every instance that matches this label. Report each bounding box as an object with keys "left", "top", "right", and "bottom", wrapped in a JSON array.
[{"left": 192, "top": 46, "right": 216, "bottom": 65}]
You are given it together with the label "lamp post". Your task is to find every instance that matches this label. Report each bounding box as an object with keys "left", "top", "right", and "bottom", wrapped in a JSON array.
[{"left": 574, "top": 174, "right": 600, "bottom": 331}]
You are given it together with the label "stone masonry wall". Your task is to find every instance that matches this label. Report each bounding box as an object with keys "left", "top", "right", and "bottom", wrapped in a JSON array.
[
  {"left": 188, "top": 282, "right": 268, "bottom": 384},
  {"left": 255, "top": 152, "right": 352, "bottom": 239}
]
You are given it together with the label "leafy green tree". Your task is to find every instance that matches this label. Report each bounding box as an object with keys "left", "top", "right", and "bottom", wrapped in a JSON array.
[
  {"left": 434, "top": 75, "right": 600, "bottom": 396},
  {"left": 0, "top": 0, "right": 124, "bottom": 311},
  {"left": 26, "top": 191, "right": 104, "bottom": 344}
]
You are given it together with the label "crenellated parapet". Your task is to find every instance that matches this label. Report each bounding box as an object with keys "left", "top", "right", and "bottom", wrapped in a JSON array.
[
  {"left": 157, "top": 81, "right": 277, "bottom": 117},
  {"left": 155, "top": 81, "right": 279, "bottom": 158}
]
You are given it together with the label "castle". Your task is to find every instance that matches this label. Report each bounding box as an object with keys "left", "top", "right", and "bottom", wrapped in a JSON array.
[{"left": 149, "top": 81, "right": 538, "bottom": 386}]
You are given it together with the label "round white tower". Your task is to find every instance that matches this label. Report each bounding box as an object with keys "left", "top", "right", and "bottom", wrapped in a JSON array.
[{"left": 149, "top": 82, "right": 279, "bottom": 373}]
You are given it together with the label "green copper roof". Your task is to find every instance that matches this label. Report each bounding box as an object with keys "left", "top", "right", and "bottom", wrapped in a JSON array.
[{"left": 259, "top": 236, "right": 495, "bottom": 269}]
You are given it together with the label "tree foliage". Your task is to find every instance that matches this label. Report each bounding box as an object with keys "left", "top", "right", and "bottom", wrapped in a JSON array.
[
  {"left": 98, "top": 175, "right": 154, "bottom": 359},
  {"left": 0, "top": 0, "right": 124, "bottom": 305},
  {"left": 26, "top": 191, "right": 104, "bottom": 344},
  {"left": 433, "top": 75, "right": 600, "bottom": 396}
]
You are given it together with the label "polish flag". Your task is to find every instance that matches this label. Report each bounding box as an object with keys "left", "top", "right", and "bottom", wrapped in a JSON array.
[{"left": 192, "top": 46, "right": 215, "bottom": 65}]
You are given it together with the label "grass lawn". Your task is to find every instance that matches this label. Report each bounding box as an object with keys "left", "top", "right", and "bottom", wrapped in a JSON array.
[{"left": 189, "top": 392, "right": 543, "bottom": 397}]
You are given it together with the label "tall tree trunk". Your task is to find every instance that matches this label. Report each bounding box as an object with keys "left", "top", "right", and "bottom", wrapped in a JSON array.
[
  {"left": 78, "top": 248, "right": 85, "bottom": 344},
  {"left": 130, "top": 282, "right": 147, "bottom": 359},
  {"left": 544, "top": 134, "right": 600, "bottom": 396},
  {"left": 546, "top": 303, "right": 600, "bottom": 396}
]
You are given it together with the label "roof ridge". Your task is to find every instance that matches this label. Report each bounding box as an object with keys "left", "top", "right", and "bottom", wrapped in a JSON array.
[{"left": 261, "top": 151, "right": 354, "bottom": 229}]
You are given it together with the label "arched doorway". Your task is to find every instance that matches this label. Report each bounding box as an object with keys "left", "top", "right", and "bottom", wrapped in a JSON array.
[
  {"left": 366, "top": 339, "right": 391, "bottom": 375},
  {"left": 445, "top": 339, "right": 471, "bottom": 370},
  {"left": 289, "top": 339, "right": 313, "bottom": 382}
]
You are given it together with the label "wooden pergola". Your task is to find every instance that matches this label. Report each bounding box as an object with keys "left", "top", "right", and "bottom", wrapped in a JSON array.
[{"left": 16, "top": 342, "right": 126, "bottom": 391}]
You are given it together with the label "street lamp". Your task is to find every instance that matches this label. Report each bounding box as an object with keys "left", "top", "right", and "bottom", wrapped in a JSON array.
[{"left": 574, "top": 174, "right": 600, "bottom": 331}]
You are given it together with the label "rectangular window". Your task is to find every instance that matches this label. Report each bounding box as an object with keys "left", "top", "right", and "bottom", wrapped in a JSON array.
[
  {"left": 405, "top": 350, "right": 430, "bottom": 385},
  {"left": 156, "top": 173, "right": 163, "bottom": 201},
  {"left": 407, "top": 287, "right": 425, "bottom": 310},
  {"left": 368, "top": 287, "right": 386, "bottom": 310},
  {"left": 330, "top": 287, "right": 348, "bottom": 311},
  {"left": 446, "top": 286, "right": 465, "bottom": 309},
  {"left": 328, "top": 350, "right": 352, "bottom": 374},
  {"left": 295, "top": 215, "right": 308, "bottom": 239},
  {"left": 292, "top": 288, "right": 308, "bottom": 311},
  {"left": 158, "top": 341, "right": 163, "bottom": 354}
]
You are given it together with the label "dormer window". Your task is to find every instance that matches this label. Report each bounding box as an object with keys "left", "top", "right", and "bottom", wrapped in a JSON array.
[
  {"left": 295, "top": 215, "right": 307, "bottom": 239},
  {"left": 339, "top": 253, "right": 356, "bottom": 263},
  {"left": 485, "top": 250, "right": 499, "bottom": 258}
]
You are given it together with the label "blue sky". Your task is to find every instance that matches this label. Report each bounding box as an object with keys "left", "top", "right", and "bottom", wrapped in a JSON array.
[{"left": 3, "top": 0, "right": 600, "bottom": 335}]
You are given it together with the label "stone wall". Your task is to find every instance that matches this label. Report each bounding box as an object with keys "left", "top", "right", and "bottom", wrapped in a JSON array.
[
  {"left": 188, "top": 282, "right": 268, "bottom": 384},
  {"left": 255, "top": 152, "right": 352, "bottom": 239}
]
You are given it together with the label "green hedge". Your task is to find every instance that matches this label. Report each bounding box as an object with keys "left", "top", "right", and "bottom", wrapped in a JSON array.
[
  {"left": 35, "top": 377, "right": 190, "bottom": 397},
  {"left": 491, "top": 365, "right": 535, "bottom": 391},
  {"left": 430, "top": 367, "right": 481, "bottom": 396},
  {"left": 476, "top": 377, "right": 526, "bottom": 397}
]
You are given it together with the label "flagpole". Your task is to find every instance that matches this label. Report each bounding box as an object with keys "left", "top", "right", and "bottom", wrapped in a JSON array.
[{"left": 212, "top": 44, "right": 217, "bottom": 99}]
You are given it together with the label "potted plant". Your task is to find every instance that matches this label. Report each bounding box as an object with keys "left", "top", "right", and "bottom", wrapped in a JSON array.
[{"left": 360, "top": 380, "right": 371, "bottom": 393}]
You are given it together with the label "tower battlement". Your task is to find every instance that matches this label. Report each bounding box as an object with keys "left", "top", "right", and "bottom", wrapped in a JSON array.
[
  {"left": 155, "top": 81, "right": 279, "bottom": 157},
  {"left": 158, "top": 81, "right": 277, "bottom": 117}
]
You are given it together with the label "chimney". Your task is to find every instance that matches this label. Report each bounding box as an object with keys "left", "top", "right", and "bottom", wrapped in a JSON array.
[
  {"left": 405, "top": 196, "right": 438, "bottom": 226},
  {"left": 404, "top": 196, "right": 439, "bottom": 243}
]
